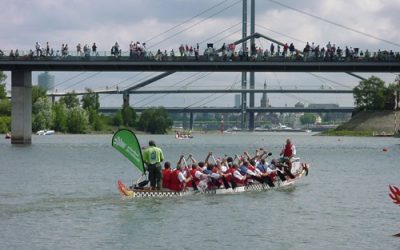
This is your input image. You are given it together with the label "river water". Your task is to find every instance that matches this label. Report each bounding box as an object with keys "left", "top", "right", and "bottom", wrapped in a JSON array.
[{"left": 0, "top": 132, "right": 399, "bottom": 250}]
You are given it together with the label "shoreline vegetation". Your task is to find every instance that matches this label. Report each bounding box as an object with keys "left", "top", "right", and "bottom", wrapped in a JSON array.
[{"left": 319, "top": 110, "right": 400, "bottom": 137}]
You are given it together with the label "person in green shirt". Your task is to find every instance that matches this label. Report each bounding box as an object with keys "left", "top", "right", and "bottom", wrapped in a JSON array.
[{"left": 142, "top": 140, "right": 164, "bottom": 190}]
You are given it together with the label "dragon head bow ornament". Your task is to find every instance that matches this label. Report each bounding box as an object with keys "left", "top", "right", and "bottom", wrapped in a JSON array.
[
  {"left": 389, "top": 185, "right": 400, "bottom": 237},
  {"left": 389, "top": 185, "right": 400, "bottom": 206}
]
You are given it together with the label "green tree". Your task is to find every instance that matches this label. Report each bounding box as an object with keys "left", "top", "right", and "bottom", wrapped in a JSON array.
[
  {"left": 122, "top": 106, "right": 136, "bottom": 127},
  {"left": 67, "top": 107, "right": 89, "bottom": 133},
  {"left": 0, "top": 116, "right": 11, "bottom": 133},
  {"left": 300, "top": 113, "right": 317, "bottom": 125},
  {"left": 113, "top": 110, "right": 123, "bottom": 126},
  {"left": 353, "top": 76, "right": 387, "bottom": 111},
  {"left": 0, "top": 84, "right": 6, "bottom": 100},
  {"left": 0, "top": 71, "right": 7, "bottom": 99},
  {"left": 88, "top": 109, "right": 106, "bottom": 131},
  {"left": 0, "top": 99, "right": 11, "bottom": 116},
  {"left": 81, "top": 88, "right": 99, "bottom": 111},
  {"left": 137, "top": 107, "right": 173, "bottom": 134},
  {"left": 32, "top": 96, "right": 53, "bottom": 132},
  {"left": 59, "top": 92, "right": 80, "bottom": 109},
  {"left": 32, "top": 85, "right": 47, "bottom": 104},
  {"left": 52, "top": 102, "right": 68, "bottom": 132},
  {"left": 81, "top": 88, "right": 105, "bottom": 131}
]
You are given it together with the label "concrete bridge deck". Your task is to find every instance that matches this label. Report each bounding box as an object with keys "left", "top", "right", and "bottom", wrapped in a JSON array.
[{"left": 1, "top": 56, "right": 399, "bottom": 72}]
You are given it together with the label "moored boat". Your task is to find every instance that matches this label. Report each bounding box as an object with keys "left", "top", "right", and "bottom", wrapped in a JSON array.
[{"left": 36, "top": 130, "right": 55, "bottom": 135}]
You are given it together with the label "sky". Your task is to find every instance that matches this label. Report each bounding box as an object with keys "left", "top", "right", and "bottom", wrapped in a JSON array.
[{"left": 1, "top": 0, "right": 400, "bottom": 108}]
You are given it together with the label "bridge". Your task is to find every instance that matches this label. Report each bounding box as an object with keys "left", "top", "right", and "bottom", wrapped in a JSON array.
[
  {"left": 1, "top": 0, "right": 399, "bottom": 144},
  {"left": 48, "top": 88, "right": 353, "bottom": 96},
  {"left": 99, "top": 106, "right": 354, "bottom": 114},
  {"left": 1, "top": 58, "right": 399, "bottom": 73}
]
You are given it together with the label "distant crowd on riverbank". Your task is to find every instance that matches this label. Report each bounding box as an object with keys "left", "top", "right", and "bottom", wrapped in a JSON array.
[{"left": 1, "top": 39, "right": 399, "bottom": 62}]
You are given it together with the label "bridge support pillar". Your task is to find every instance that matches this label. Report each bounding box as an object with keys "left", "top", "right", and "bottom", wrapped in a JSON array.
[
  {"left": 123, "top": 92, "right": 130, "bottom": 108},
  {"left": 11, "top": 70, "right": 32, "bottom": 144}
]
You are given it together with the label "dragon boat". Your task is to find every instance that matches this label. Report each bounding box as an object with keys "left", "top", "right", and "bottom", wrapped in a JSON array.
[{"left": 113, "top": 129, "right": 310, "bottom": 199}]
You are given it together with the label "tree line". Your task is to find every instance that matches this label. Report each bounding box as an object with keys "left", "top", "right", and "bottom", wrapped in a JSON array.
[
  {"left": 297, "top": 75, "right": 400, "bottom": 125},
  {"left": 0, "top": 71, "right": 173, "bottom": 134}
]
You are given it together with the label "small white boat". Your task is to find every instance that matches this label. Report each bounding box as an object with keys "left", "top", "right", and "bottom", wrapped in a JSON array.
[{"left": 36, "top": 130, "right": 55, "bottom": 135}]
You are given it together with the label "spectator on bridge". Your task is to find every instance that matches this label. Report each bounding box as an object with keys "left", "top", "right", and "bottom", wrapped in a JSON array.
[
  {"left": 283, "top": 43, "right": 288, "bottom": 57},
  {"left": 76, "top": 43, "right": 82, "bottom": 56},
  {"left": 179, "top": 44, "right": 185, "bottom": 57},
  {"left": 9, "top": 49, "right": 15, "bottom": 58},
  {"left": 111, "top": 42, "right": 120, "bottom": 57},
  {"left": 263, "top": 48, "right": 269, "bottom": 60},
  {"left": 277, "top": 44, "right": 281, "bottom": 56},
  {"left": 83, "top": 44, "right": 90, "bottom": 58},
  {"left": 142, "top": 42, "right": 147, "bottom": 57},
  {"left": 46, "top": 42, "right": 50, "bottom": 56},
  {"left": 35, "top": 42, "right": 42, "bottom": 57},
  {"left": 61, "top": 44, "right": 69, "bottom": 57},
  {"left": 270, "top": 43, "right": 275, "bottom": 57},
  {"left": 92, "top": 42, "right": 98, "bottom": 56},
  {"left": 289, "top": 43, "right": 295, "bottom": 57},
  {"left": 194, "top": 47, "right": 199, "bottom": 61},
  {"left": 15, "top": 49, "right": 19, "bottom": 58},
  {"left": 28, "top": 49, "right": 34, "bottom": 59}
]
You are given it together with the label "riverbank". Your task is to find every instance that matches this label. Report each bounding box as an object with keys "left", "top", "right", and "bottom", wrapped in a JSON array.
[{"left": 321, "top": 110, "right": 400, "bottom": 136}]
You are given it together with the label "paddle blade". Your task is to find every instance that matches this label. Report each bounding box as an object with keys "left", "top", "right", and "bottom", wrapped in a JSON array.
[{"left": 388, "top": 185, "right": 400, "bottom": 206}]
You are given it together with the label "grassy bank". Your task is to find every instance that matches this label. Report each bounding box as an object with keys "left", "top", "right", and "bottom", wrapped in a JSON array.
[{"left": 320, "top": 110, "right": 400, "bottom": 137}]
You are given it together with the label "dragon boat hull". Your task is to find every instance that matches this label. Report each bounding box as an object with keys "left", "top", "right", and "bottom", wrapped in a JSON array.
[{"left": 118, "top": 163, "right": 309, "bottom": 199}]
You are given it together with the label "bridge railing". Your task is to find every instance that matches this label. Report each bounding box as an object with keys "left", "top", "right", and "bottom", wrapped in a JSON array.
[{"left": 1, "top": 49, "right": 399, "bottom": 63}]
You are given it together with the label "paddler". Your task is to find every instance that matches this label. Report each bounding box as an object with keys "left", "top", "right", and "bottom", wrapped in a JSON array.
[
  {"left": 169, "top": 155, "right": 193, "bottom": 191},
  {"left": 280, "top": 138, "right": 296, "bottom": 178}
]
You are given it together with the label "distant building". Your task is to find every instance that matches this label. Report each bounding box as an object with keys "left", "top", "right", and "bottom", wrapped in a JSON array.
[
  {"left": 260, "top": 81, "right": 270, "bottom": 107},
  {"left": 234, "top": 94, "right": 241, "bottom": 108},
  {"left": 38, "top": 72, "right": 55, "bottom": 91}
]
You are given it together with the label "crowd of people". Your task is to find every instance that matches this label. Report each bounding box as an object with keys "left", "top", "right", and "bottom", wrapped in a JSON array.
[
  {"left": 1, "top": 40, "right": 399, "bottom": 62},
  {"left": 135, "top": 138, "right": 307, "bottom": 192}
]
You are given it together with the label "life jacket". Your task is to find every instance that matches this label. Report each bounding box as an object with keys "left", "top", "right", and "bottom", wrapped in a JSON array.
[
  {"left": 162, "top": 169, "right": 172, "bottom": 189},
  {"left": 232, "top": 170, "right": 246, "bottom": 185},
  {"left": 256, "top": 164, "right": 267, "bottom": 173},
  {"left": 190, "top": 168, "right": 200, "bottom": 186},
  {"left": 247, "top": 165, "right": 256, "bottom": 172},
  {"left": 226, "top": 167, "right": 236, "bottom": 183},
  {"left": 239, "top": 165, "right": 248, "bottom": 175},
  {"left": 283, "top": 143, "right": 293, "bottom": 157},
  {"left": 169, "top": 169, "right": 183, "bottom": 191}
]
